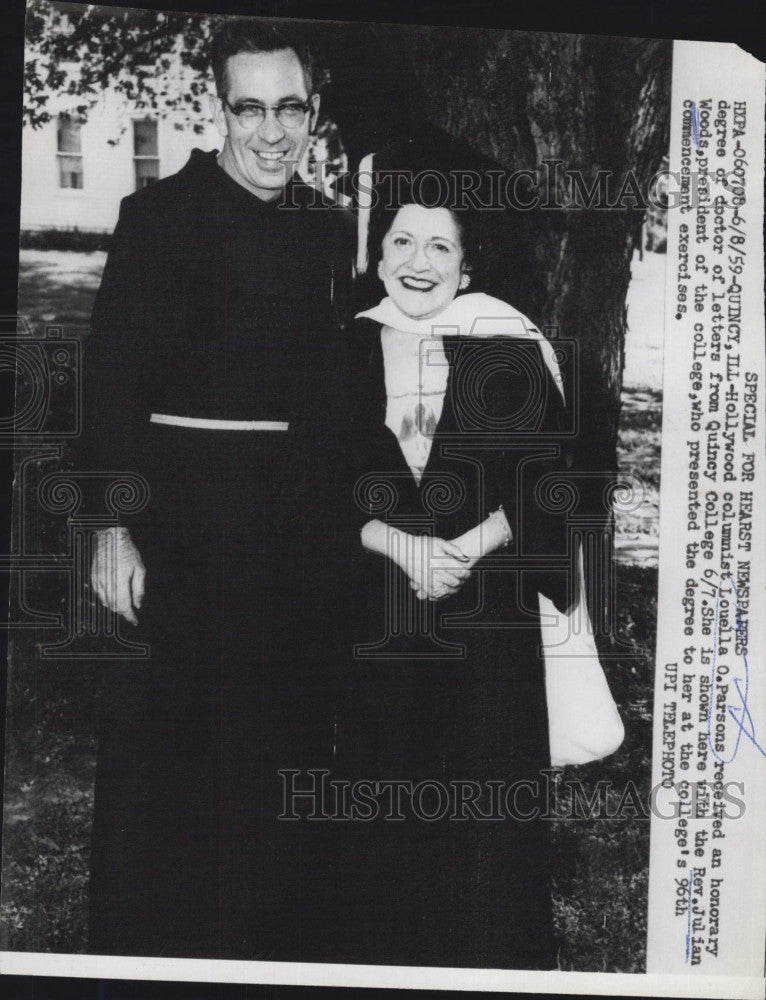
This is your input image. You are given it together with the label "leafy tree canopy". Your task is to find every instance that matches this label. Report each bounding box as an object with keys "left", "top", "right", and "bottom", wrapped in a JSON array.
[{"left": 25, "top": 2, "right": 224, "bottom": 128}]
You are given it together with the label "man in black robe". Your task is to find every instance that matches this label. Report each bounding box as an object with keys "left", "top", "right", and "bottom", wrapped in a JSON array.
[{"left": 82, "top": 18, "right": 354, "bottom": 959}]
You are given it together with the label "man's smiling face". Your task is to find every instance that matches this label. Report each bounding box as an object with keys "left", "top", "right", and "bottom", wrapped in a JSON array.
[{"left": 212, "top": 48, "right": 318, "bottom": 201}]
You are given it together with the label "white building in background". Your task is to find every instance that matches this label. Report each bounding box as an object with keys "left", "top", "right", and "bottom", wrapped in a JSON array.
[{"left": 20, "top": 85, "right": 221, "bottom": 234}]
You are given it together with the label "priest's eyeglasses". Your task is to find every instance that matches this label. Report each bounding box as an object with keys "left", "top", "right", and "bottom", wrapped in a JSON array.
[{"left": 222, "top": 98, "right": 312, "bottom": 129}]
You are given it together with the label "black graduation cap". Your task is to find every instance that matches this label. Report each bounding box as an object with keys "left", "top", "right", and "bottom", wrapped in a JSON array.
[{"left": 352, "top": 127, "right": 505, "bottom": 276}]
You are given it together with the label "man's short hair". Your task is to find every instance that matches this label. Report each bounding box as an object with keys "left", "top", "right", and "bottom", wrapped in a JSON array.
[{"left": 211, "top": 18, "right": 314, "bottom": 99}]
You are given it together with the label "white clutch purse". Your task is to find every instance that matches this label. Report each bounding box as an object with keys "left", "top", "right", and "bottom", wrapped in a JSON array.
[{"left": 539, "top": 544, "right": 625, "bottom": 767}]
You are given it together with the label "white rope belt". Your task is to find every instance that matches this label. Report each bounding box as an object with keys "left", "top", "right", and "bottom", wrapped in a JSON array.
[{"left": 150, "top": 413, "right": 289, "bottom": 431}]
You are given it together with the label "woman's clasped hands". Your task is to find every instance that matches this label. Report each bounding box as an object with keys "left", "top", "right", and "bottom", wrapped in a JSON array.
[{"left": 400, "top": 533, "right": 473, "bottom": 602}]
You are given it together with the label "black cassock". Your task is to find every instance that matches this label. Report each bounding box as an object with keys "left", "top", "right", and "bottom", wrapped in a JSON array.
[
  {"left": 83, "top": 150, "right": 354, "bottom": 959},
  {"left": 320, "top": 317, "right": 571, "bottom": 969}
]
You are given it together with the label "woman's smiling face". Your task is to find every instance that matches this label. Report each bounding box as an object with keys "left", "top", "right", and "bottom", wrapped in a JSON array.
[{"left": 378, "top": 205, "right": 470, "bottom": 320}]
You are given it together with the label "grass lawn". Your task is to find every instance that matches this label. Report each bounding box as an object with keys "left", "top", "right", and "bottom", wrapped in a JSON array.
[
  {"left": 2, "top": 249, "right": 661, "bottom": 971},
  {"left": 15, "top": 250, "right": 106, "bottom": 335}
]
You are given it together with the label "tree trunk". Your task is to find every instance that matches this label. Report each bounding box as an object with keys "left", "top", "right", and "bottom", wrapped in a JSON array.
[{"left": 409, "top": 28, "right": 671, "bottom": 480}]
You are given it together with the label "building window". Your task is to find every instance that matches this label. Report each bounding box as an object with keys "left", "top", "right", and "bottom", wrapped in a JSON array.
[
  {"left": 133, "top": 119, "right": 159, "bottom": 189},
  {"left": 57, "top": 113, "right": 83, "bottom": 189}
]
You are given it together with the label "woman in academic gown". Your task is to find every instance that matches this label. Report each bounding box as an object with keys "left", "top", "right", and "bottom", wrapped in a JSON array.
[{"left": 324, "top": 193, "right": 572, "bottom": 969}]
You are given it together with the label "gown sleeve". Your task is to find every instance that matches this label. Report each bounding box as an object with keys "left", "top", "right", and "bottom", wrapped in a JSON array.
[{"left": 451, "top": 335, "right": 571, "bottom": 611}]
